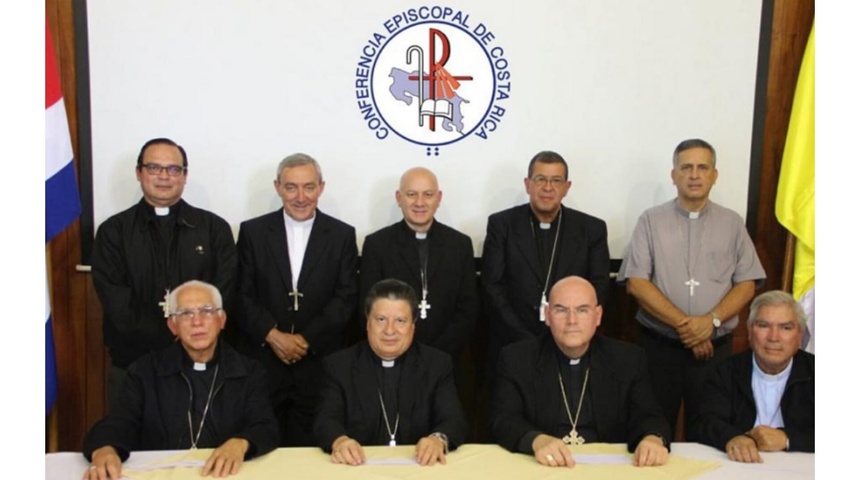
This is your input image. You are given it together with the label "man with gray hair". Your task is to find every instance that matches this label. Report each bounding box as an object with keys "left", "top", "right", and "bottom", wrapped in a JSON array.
[
  {"left": 617, "top": 138, "right": 766, "bottom": 439},
  {"left": 83, "top": 280, "right": 277, "bottom": 479},
  {"left": 236, "top": 153, "right": 358, "bottom": 446},
  {"left": 691, "top": 290, "right": 814, "bottom": 462}
]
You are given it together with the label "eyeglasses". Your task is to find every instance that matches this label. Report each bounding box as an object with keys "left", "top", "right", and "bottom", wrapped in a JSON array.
[
  {"left": 550, "top": 304, "right": 597, "bottom": 318},
  {"left": 530, "top": 175, "right": 566, "bottom": 188},
  {"left": 140, "top": 163, "right": 186, "bottom": 177},
  {"left": 171, "top": 306, "right": 222, "bottom": 323}
]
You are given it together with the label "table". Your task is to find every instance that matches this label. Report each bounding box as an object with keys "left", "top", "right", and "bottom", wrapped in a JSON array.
[{"left": 46, "top": 443, "right": 813, "bottom": 480}]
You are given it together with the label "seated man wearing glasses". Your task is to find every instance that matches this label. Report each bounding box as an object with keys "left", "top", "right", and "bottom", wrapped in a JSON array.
[
  {"left": 481, "top": 151, "right": 610, "bottom": 373},
  {"left": 83, "top": 280, "right": 278, "bottom": 479},
  {"left": 314, "top": 279, "right": 468, "bottom": 466},
  {"left": 91, "top": 138, "right": 237, "bottom": 407},
  {"left": 490, "top": 276, "right": 671, "bottom": 468}
]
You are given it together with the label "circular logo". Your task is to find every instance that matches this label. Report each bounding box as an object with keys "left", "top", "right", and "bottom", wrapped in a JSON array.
[{"left": 354, "top": 7, "right": 512, "bottom": 151}]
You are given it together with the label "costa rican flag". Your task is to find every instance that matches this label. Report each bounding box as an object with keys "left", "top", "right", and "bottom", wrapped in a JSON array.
[{"left": 46, "top": 20, "right": 81, "bottom": 414}]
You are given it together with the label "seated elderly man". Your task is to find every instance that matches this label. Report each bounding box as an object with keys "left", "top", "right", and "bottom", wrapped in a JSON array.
[
  {"left": 313, "top": 278, "right": 468, "bottom": 466},
  {"left": 490, "top": 276, "right": 671, "bottom": 468},
  {"left": 692, "top": 290, "right": 814, "bottom": 462},
  {"left": 83, "top": 280, "right": 278, "bottom": 479}
]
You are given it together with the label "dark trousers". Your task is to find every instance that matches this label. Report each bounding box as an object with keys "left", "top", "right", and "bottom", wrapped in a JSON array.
[
  {"left": 638, "top": 327, "right": 731, "bottom": 441},
  {"left": 266, "top": 357, "right": 322, "bottom": 447}
]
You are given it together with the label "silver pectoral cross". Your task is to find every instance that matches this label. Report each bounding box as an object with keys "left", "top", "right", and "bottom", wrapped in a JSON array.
[
  {"left": 158, "top": 289, "right": 171, "bottom": 318},
  {"left": 289, "top": 287, "right": 303, "bottom": 311},
  {"left": 685, "top": 277, "right": 700, "bottom": 297},
  {"left": 418, "top": 289, "right": 431, "bottom": 319},
  {"left": 562, "top": 428, "right": 585, "bottom": 446},
  {"left": 539, "top": 293, "right": 549, "bottom": 322},
  {"left": 389, "top": 436, "right": 397, "bottom": 447}
]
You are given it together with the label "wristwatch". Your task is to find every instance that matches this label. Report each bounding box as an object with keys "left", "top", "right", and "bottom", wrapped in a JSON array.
[
  {"left": 710, "top": 311, "right": 722, "bottom": 329},
  {"left": 430, "top": 432, "right": 449, "bottom": 454}
]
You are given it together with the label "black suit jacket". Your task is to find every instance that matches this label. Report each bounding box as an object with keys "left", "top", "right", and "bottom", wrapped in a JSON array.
[
  {"left": 482, "top": 204, "right": 610, "bottom": 348},
  {"left": 314, "top": 341, "right": 468, "bottom": 451},
  {"left": 490, "top": 333, "right": 670, "bottom": 454},
  {"left": 359, "top": 220, "right": 478, "bottom": 357},
  {"left": 236, "top": 209, "right": 358, "bottom": 371},
  {"left": 82, "top": 342, "right": 277, "bottom": 461},
  {"left": 691, "top": 349, "right": 814, "bottom": 452}
]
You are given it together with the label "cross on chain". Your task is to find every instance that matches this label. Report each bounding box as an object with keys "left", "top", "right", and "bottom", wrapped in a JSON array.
[
  {"left": 289, "top": 288, "right": 303, "bottom": 311},
  {"left": 418, "top": 290, "right": 431, "bottom": 320}
]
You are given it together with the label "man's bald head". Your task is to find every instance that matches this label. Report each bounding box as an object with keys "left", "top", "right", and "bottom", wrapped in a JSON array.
[
  {"left": 545, "top": 276, "right": 603, "bottom": 359},
  {"left": 396, "top": 167, "right": 443, "bottom": 233}
]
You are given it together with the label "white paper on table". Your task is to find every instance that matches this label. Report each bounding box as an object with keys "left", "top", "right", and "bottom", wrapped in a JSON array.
[
  {"left": 363, "top": 457, "right": 419, "bottom": 466},
  {"left": 124, "top": 459, "right": 206, "bottom": 471},
  {"left": 573, "top": 454, "right": 631, "bottom": 465}
]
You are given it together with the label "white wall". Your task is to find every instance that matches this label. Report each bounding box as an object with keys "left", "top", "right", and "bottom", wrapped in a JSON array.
[{"left": 88, "top": 0, "right": 762, "bottom": 257}]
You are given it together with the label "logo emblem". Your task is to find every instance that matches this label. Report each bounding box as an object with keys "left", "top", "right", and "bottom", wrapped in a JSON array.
[{"left": 355, "top": 7, "right": 512, "bottom": 155}]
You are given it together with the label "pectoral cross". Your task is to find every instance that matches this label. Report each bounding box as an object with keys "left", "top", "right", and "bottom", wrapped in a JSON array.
[
  {"left": 418, "top": 289, "right": 431, "bottom": 320},
  {"left": 685, "top": 277, "right": 700, "bottom": 297},
  {"left": 539, "top": 293, "right": 549, "bottom": 322},
  {"left": 158, "top": 289, "right": 171, "bottom": 318},
  {"left": 289, "top": 287, "right": 303, "bottom": 311},
  {"left": 389, "top": 437, "right": 397, "bottom": 447},
  {"left": 562, "top": 427, "right": 585, "bottom": 446}
]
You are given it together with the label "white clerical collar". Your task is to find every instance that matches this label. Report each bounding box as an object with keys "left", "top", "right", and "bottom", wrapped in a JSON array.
[
  {"left": 675, "top": 199, "right": 709, "bottom": 219},
  {"left": 753, "top": 355, "right": 793, "bottom": 381},
  {"left": 569, "top": 357, "right": 581, "bottom": 365},
  {"left": 415, "top": 232, "right": 427, "bottom": 240},
  {"left": 381, "top": 359, "right": 395, "bottom": 368},
  {"left": 283, "top": 211, "right": 315, "bottom": 228},
  {"left": 155, "top": 206, "right": 170, "bottom": 217},
  {"left": 193, "top": 362, "right": 207, "bottom": 371},
  {"left": 540, "top": 222, "right": 551, "bottom": 230}
]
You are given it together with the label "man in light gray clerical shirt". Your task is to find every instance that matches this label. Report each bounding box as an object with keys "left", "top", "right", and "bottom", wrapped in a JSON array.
[
  {"left": 617, "top": 138, "right": 766, "bottom": 439},
  {"left": 692, "top": 290, "right": 814, "bottom": 462}
]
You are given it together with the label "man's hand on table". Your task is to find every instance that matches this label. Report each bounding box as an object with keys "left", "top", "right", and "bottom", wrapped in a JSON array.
[
  {"left": 726, "top": 434, "right": 762, "bottom": 463},
  {"left": 202, "top": 438, "right": 249, "bottom": 477},
  {"left": 330, "top": 435, "right": 365, "bottom": 466},
  {"left": 85, "top": 446, "right": 122, "bottom": 480},
  {"left": 633, "top": 435, "right": 668, "bottom": 466},
  {"left": 532, "top": 434, "right": 575, "bottom": 468}
]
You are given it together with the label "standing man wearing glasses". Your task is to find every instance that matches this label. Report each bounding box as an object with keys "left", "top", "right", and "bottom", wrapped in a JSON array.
[
  {"left": 92, "top": 138, "right": 237, "bottom": 407},
  {"left": 617, "top": 139, "right": 765, "bottom": 440},
  {"left": 482, "top": 151, "right": 610, "bottom": 364}
]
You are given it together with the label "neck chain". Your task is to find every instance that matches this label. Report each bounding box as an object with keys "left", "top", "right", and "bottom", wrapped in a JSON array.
[
  {"left": 557, "top": 365, "right": 589, "bottom": 445},
  {"left": 415, "top": 232, "right": 430, "bottom": 320},
  {"left": 377, "top": 389, "right": 400, "bottom": 447},
  {"left": 187, "top": 364, "right": 219, "bottom": 450},
  {"left": 530, "top": 209, "right": 563, "bottom": 322}
]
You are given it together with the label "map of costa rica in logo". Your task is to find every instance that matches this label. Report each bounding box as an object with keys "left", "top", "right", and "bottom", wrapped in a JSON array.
[{"left": 355, "top": 7, "right": 512, "bottom": 154}]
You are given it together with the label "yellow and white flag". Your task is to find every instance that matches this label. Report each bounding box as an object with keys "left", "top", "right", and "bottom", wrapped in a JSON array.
[{"left": 775, "top": 23, "right": 814, "bottom": 353}]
